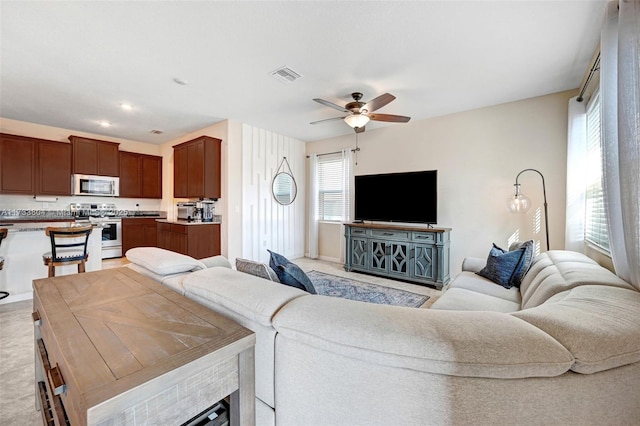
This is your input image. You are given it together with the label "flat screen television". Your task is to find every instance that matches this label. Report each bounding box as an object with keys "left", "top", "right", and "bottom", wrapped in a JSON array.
[{"left": 354, "top": 170, "right": 437, "bottom": 224}]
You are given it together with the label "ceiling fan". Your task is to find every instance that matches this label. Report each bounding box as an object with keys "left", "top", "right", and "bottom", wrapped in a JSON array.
[{"left": 311, "top": 92, "right": 411, "bottom": 133}]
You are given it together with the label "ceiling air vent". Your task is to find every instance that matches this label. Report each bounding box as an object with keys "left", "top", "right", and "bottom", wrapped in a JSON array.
[{"left": 270, "top": 66, "right": 301, "bottom": 84}]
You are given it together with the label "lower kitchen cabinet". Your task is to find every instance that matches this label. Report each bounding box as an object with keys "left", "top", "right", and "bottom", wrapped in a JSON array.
[
  {"left": 157, "top": 221, "right": 221, "bottom": 259},
  {"left": 122, "top": 218, "right": 158, "bottom": 254}
]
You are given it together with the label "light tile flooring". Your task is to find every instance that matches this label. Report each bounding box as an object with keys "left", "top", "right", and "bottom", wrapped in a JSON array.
[{"left": 0, "top": 256, "right": 441, "bottom": 425}]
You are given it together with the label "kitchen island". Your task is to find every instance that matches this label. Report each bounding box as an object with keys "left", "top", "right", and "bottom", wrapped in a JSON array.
[{"left": 0, "top": 218, "right": 102, "bottom": 303}]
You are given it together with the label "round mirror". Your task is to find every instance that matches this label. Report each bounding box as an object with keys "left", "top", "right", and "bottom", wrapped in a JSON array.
[{"left": 272, "top": 172, "right": 297, "bottom": 205}]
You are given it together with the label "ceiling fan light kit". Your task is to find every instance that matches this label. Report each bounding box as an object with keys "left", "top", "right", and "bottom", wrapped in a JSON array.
[
  {"left": 311, "top": 92, "right": 411, "bottom": 133},
  {"left": 344, "top": 114, "right": 370, "bottom": 129}
]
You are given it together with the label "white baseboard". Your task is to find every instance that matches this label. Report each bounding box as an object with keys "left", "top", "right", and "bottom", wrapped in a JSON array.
[{"left": 0, "top": 291, "right": 33, "bottom": 305}]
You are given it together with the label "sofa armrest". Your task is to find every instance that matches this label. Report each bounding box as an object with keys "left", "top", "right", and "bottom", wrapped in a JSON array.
[{"left": 462, "top": 256, "right": 486, "bottom": 273}]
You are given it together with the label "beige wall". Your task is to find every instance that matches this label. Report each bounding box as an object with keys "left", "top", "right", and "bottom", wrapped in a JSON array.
[{"left": 306, "top": 90, "right": 577, "bottom": 276}]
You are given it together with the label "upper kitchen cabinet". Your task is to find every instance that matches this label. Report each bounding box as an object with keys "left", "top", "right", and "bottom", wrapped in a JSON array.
[
  {"left": 0, "top": 133, "right": 36, "bottom": 194},
  {"left": 0, "top": 133, "right": 71, "bottom": 196},
  {"left": 119, "top": 151, "right": 163, "bottom": 199},
  {"left": 38, "top": 140, "right": 72, "bottom": 195},
  {"left": 69, "top": 135, "right": 120, "bottom": 176},
  {"left": 173, "top": 136, "right": 221, "bottom": 199}
]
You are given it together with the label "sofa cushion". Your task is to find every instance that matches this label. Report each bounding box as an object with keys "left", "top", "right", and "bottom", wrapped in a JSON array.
[
  {"left": 182, "top": 266, "right": 307, "bottom": 327},
  {"left": 126, "top": 247, "right": 206, "bottom": 275},
  {"left": 430, "top": 287, "right": 521, "bottom": 312},
  {"left": 273, "top": 296, "right": 574, "bottom": 379},
  {"left": 236, "top": 258, "right": 281, "bottom": 282},
  {"left": 200, "top": 255, "right": 232, "bottom": 269},
  {"left": 268, "top": 250, "right": 316, "bottom": 294},
  {"left": 519, "top": 251, "right": 635, "bottom": 308},
  {"left": 476, "top": 244, "right": 526, "bottom": 288},
  {"left": 445, "top": 271, "right": 522, "bottom": 304},
  {"left": 513, "top": 285, "right": 640, "bottom": 374}
]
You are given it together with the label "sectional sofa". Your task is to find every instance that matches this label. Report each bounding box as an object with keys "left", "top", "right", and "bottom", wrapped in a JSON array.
[{"left": 126, "top": 247, "right": 640, "bottom": 426}]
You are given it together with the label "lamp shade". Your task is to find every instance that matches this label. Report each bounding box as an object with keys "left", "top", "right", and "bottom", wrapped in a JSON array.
[
  {"left": 344, "top": 114, "right": 370, "bottom": 129},
  {"left": 506, "top": 184, "right": 531, "bottom": 213}
]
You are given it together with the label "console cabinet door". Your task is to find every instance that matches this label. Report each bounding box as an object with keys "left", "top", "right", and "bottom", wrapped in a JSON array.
[
  {"left": 388, "top": 242, "right": 411, "bottom": 278},
  {"left": 412, "top": 243, "right": 436, "bottom": 281},
  {"left": 0, "top": 133, "right": 36, "bottom": 194}
]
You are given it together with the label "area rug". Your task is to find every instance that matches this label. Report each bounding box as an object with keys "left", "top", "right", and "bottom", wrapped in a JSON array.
[{"left": 307, "top": 271, "right": 429, "bottom": 308}]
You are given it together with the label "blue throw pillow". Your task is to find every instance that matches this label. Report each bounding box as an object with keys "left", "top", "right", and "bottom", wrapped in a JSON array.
[
  {"left": 267, "top": 250, "right": 317, "bottom": 294},
  {"left": 476, "top": 244, "right": 526, "bottom": 289},
  {"left": 509, "top": 240, "right": 535, "bottom": 287}
]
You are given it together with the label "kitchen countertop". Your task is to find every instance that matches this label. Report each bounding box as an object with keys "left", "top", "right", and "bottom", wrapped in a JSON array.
[
  {"left": 0, "top": 209, "right": 167, "bottom": 226},
  {"left": 156, "top": 218, "right": 222, "bottom": 226}
]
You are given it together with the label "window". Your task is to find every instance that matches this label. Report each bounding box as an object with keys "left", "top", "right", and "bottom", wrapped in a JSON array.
[
  {"left": 316, "top": 152, "right": 350, "bottom": 221},
  {"left": 584, "top": 91, "right": 610, "bottom": 252}
]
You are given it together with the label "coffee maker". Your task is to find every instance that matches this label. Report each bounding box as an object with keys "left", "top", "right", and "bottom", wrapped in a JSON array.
[{"left": 198, "top": 199, "right": 216, "bottom": 222}]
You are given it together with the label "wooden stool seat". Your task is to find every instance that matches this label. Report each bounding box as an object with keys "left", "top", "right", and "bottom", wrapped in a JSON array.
[{"left": 43, "top": 225, "right": 93, "bottom": 277}]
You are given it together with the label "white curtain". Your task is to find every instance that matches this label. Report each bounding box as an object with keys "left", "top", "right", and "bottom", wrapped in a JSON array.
[
  {"left": 341, "top": 148, "right": 354, "bottom": 221},
  {"left": 338, "top": 149, "right": 353, "bottom": 262},
  {"left": 308, "top": 154, "right": 319, "bottom": 259},
  {"left": 565, "top": 96, "right": 588, "bottom": 252},
  {"left": 600, "top": 0, "right": 640, "bottom": 289}
]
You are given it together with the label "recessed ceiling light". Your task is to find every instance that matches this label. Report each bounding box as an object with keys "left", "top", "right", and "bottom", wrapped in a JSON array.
[
  {"left": 99, "top": 120, "right": 111, "bottom": 127},
  {"left": 173, "top": 78, "right": 188, "bottom": 86},
  {"left": 150, "top": 129, "right": 163, "bottom": 134},
  {"left": 120, "top": 103, "right": 133, "bottom": 111}
]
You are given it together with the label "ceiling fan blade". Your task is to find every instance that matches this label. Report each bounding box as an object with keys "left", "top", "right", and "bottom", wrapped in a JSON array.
[
  {"left": 355, "top": 126, "right": 366, "bottom": 133},
  {"left": 368, "top": 113, "right": 411, "bottom": 123},
  {"left": 313, "top": 98, "right": 349, "bottom": 112},
  {"left": 310, "top": 116, "right": 346, "bottom": 125},
  {"left": 364, "top": 93, "right": 395, "bottom": 112}
]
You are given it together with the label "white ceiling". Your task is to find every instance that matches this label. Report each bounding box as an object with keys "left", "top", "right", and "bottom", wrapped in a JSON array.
[{"left": 0, "top": 1, "right": 605, "bottom": 144}]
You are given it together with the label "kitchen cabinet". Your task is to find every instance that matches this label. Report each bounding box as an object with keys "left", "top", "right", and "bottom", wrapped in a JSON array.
[
  {"left": 119, "top": 151, "right": 162, "bottom": 198},
  {"left": 173, "top": 136, "right": 221, "bottom": 199},
  {"left": 37, "top": 140, "right": 72, "bottom": 195},
  {"left": 0, "top": 133, "right": 36, "bottom": 194},
  {"left": 69, "top": 135, "right": 120, "bottom": 176},
  {"left": 122, "top": 217, "right": 158, "bottom": 253},
  {"left": 0, "top": 133, "right": 71, "bottom": 196},
  {"left": 157, "top": 221, "right": 221, "bottom": 259}
]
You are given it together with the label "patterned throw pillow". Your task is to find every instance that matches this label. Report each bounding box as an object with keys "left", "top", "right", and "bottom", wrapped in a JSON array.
[
  {"left": 509, "top": 240, "right": 535, "bottom": 287},
  {"left": 267, "top": 250, "right": 317, "bottom": 294},
  {"left": 476, "top": 243, "right": 526, "bottom": 289},
  {"left": 235, "top": 258, "right": 280, "bottom": 282}
]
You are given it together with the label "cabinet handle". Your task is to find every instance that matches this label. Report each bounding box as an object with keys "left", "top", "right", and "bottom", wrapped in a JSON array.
[
  {"left": 32, "top": 311, "right": 41, "bottom": 326},
  {"left": 48, "top": 364, "right": 66, "bottom": 396},
  {"left": 383, "top": 232, "right": 393, "bottom": 236}
]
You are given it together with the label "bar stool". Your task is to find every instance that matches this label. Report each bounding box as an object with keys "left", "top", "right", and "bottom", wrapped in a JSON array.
[
  {"left": 0, "top": 228, "right": 7, "bottom": 300},
  {"left": 42, "top": 225, "right": 93, "bottom": 277}
]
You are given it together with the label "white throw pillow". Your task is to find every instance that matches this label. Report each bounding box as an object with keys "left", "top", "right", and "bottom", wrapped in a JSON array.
[{"left": 126, "top": 247, "right": 206, "bottom": 275}]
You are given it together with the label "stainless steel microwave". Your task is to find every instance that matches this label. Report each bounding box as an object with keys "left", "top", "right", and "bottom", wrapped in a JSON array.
[{"left": 72, "top": 174, "right": 119, "bottom": 197}]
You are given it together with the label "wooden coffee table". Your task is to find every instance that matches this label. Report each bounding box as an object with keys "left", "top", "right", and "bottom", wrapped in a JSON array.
[{"left": 32, "top": 267, "right": 255, "bottom": 426}]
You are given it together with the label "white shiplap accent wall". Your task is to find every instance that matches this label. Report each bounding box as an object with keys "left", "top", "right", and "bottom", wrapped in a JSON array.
[{"left": 241, "top": 124, "right": 305, "bottom": 263}]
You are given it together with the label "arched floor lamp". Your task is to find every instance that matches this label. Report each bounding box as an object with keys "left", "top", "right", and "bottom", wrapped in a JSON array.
[{"left": 506, "top": 169, "right": 550, "bottom": 251}]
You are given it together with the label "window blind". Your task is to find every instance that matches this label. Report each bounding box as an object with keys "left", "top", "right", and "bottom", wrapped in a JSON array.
[
  {"left": 317, "top": 153, "right": 348, "bottom": 221},
  {"left": 584, "top": 91, "right": 610, "bottom": 252}
]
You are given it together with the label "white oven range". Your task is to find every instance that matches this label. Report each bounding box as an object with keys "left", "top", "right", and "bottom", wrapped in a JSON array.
[{"left": 70, "top": 203, "right": 122, "bottom": 259}]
